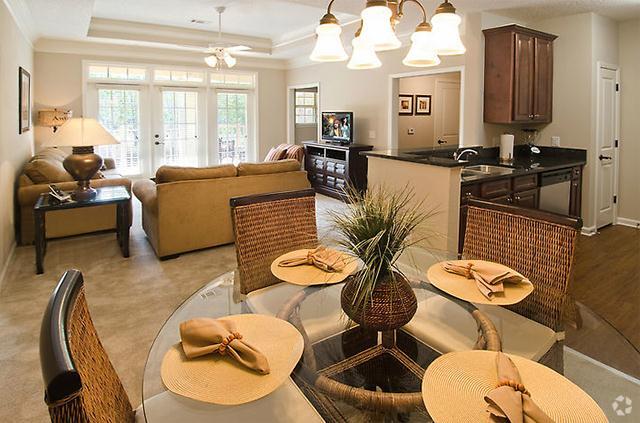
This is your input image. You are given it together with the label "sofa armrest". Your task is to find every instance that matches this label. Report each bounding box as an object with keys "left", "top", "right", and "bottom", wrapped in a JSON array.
[
  {"left": 18, "top": 177, "right": 132, "bottom": 207},
  {"left": 133, "top": 179, "right": 158, "bottom": 213},
  {"left": 103, "top": 158, "right": 116, "bottom": 170}
]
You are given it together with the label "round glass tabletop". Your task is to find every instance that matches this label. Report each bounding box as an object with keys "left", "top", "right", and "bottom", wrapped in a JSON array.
[{"left": 142, "top": 268, "right": 639, "bottom": 422}]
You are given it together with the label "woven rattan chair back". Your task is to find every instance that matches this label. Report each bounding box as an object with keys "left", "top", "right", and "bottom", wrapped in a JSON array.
[
  {"left": 231, "top": 189, "right": 319, "bottom": 295},
  {"left": 40, "top": 270, "right": 134, "bottom": 422},
  {"left": 462, "top": 199, "right": 581, "bottom": 332}
]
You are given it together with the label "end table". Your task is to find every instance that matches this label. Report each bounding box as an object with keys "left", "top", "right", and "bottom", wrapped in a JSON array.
[{"left": 33, "top": 186, "right": 132, "bottom": 274}]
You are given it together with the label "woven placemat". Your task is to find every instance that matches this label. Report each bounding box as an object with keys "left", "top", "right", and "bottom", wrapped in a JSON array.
[
  {"left": 427, "top": 260, "right": 534, "bottom": 305},
  {"left": 161, "top": 314, "right": 303, "bottom": 405},
  {"left": 271, "top": 249, "right": 358, "bottom": 286},
  {"left": 422, "top": 350, "right": 607, "bottom": 422}
]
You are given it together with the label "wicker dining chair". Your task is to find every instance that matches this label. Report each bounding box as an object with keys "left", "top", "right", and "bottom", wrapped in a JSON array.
[
  {"left": 40, "top": 269, "right": 136, "bottom": 423},
  {"left": 462, "top": 199, "right": 582, "bottom": 372},
  {"left": 231, "top": 189, "right": 319, "bottom": 295}
]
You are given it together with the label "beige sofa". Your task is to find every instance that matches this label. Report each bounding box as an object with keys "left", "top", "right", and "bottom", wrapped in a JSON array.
[
  {"left": 17, "top": 148, "right": 132, "bottom": 245},
  {"left": 133, "top": 160, "right": 311, "bottom": 258}
]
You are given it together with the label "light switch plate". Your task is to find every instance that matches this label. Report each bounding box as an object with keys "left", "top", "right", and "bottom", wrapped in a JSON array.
[
  {"left": 408, "top": 128, "right": 415, "bottom": 135},
  {"left": 551, "top": 136, "right": 561, "bottom": 147},
  {"left": 369, "top": 130, "right": 376, "bottom": 139}
]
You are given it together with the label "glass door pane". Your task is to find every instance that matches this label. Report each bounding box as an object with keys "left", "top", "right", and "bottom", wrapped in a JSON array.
[
  {"left": 160, "top": 90, "right": 200, "bottom": 167},
  {"left": 217, "top": 92, "right": 248, "bottom": 164},
  {"left": 97, "top": 88, "right": 141, "bottom": 175}
]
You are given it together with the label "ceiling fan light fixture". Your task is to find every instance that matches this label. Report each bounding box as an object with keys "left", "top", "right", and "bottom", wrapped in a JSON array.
[
  {"left": 359, "top": 1, "right": 401, "bottom": 52},
  {"left": 223, "top": 52, "right": 237, "bottom": 68},
  {"left": 403, "top": 22, "right": 440, "bottom": 67},
  {"left": 204, "top": 54, "right": 218, "bottom": 68},
  {"left": 310, "top": 15, "right": 348, "bottom": 62},
  {"left": 431, "top": 0, "right": 466, "bottom": 55}
]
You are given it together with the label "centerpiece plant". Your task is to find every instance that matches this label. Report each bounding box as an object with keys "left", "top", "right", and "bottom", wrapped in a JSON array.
[{"left": 331, "top": 185, "right": 434, "bottom": 331}]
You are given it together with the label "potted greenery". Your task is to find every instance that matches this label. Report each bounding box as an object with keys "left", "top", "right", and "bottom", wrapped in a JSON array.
[{"left": 331, "top": 186, "right": 433, "bottom": 332}]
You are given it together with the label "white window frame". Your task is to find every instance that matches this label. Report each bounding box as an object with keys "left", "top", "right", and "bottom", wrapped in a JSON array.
[
  {"left": 294, "top": 91, "right": 317, "bottom": 126},
  {"left": 82, "top": 60, "right": 258, "bottom": 176}
]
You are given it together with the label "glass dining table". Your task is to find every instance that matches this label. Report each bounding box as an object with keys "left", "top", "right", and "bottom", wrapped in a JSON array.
[{"left": 141, "top": 265, "right": 640, "bottom": 422}]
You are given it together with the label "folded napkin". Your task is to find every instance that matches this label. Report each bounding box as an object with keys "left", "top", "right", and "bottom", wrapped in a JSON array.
[
  {"left": 442, "top": 261, "right": 527, "bottom": 300},
  {"left": 180, "top": 318, "right": 270, "bottom": 374},
  {"left": 277, "top": 246, "right": 346, "bottom": 273},
  {"left": 485, "top": 352, "right": 554, "bottom": 423}
]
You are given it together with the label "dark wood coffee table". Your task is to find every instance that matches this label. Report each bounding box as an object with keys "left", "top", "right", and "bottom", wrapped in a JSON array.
[{"left": 33, "top": 186, "right": 131, "bottom": 274}]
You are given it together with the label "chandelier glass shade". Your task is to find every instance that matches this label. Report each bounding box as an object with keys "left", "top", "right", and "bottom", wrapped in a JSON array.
[
  {"left": 359, "top": 5, "right": 401, "bottom": 52},
  {"left": 310, "top": 0, "right": 465, "bottom": 69},
  {"left": 347, "top": 35, "right": 382, "bottom": 69}
]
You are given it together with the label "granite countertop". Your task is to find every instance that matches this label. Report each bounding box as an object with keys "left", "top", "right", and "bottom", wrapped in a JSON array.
[{"left": 361, "top": 145, "right": 587, "bottom": 181}]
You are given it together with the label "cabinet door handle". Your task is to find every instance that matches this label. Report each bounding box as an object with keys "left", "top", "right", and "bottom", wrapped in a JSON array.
[
  {"left": 598, "top": 155, "right": 612, "bottom": 161},
  {"left": 529, "top": 114, "right": 535, "bottom": 119},
  {"left": 507, "top": 196, "right": 514, "bottom": 203},
  {"left": 514, "top": 195, "right": 521, "bottom": 201}
]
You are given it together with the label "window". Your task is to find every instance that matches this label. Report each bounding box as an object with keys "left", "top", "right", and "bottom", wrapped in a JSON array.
[
  {"left": 96, "top": 88, "right": 141, "bottom": 175},
  {"left": 295, "top": 91, "right": 317, "bottom": 124},
  {"left": 162, "top": 90, "right": 199, "bottom": 166},
  {"left": 211, "top": 73, "right": 255, "bottom": 88},
  {"left": 88, "top": 65, "right": 146, "bottom": 81},
  {"left": 154, "top": 70, "right": 204, "bottom": 83},
  {"left": 217, "top": 92, "right": 248, "bottom": 164}
]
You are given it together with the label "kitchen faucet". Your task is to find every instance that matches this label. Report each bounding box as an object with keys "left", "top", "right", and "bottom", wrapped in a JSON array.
[{"left": 453, "top": 149, "right": 479, "bottom": 161}]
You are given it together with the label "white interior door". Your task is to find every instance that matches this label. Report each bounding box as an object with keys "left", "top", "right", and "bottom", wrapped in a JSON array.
[
  {"left": 596, "top": 67, "right": 618, "bottom": 229},
  {"left": 434, "top": 80, "right": 461, "bottom": 146},
  {"left": 153, "top": 88, "right": 204, "bottom": 171}
]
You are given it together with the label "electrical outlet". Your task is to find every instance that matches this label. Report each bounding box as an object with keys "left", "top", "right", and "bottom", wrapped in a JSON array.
[
  {"left": 408, "top": 128, "right": 415, "bottom": 135},
  {"left": 551, "top": 136, "right": 561, "bottom": 147},
  {"left": 369, "top": 130, "right": 376, "bottom": 139}
]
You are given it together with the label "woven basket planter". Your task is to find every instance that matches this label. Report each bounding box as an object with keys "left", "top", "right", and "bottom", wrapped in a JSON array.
[{"left": 341, "top": 272, "right": 418, "bottom": 332}]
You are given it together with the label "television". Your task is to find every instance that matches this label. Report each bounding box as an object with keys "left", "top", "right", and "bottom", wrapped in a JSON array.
[{"left": 321, "top": 112, "right": 354, "bottom": 144}]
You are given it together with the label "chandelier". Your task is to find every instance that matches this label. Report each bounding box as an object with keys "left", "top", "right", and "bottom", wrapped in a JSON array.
[{"left": 310, "top": 0, "right": 465, "bottom": 69}]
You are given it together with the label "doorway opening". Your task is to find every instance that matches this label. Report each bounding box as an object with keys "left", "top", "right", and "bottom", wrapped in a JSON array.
[
  {"left": 388, "top": 67, "right": 464, "bottom": 150},
  {"left": 288, "top": 83, "right": 320, "bottom": 145}
]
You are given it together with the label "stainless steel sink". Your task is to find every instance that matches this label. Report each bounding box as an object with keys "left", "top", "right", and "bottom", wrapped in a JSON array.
[{"left": 464, "top": 165, "right": 515, "bottom": 175}]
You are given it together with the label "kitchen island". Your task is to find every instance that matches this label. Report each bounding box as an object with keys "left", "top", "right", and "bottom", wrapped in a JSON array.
[{"left": 362, "top": 145, "right": 586, "bottom": 262}]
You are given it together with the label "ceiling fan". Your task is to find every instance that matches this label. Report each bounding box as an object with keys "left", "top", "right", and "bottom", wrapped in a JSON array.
[{"left": 204, "top": 6, "right": 251, "bottom": 69}]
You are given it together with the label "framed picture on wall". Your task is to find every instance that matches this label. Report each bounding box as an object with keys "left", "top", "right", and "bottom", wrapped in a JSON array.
[
  {"left": 18, "top": 67, "right": 31, "bottom": 134},
  {"left": 399, "top": 94, "right": 414, "bottom": 115},
  {"left": 415, "top": 95, "right": 432, "bottom": 115}
]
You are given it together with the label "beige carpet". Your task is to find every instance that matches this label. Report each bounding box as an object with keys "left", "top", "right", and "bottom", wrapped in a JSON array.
[{"left": 0, "top": 195, "right": 342, "bottom": 422}]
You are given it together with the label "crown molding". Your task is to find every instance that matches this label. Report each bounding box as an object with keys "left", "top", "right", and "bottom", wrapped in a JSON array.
[
  {"left": 35, "top": 38, "right": 288, "bottom": 70},
  {"left": 88, "top": 18, "right": 273, "bottom": 56},
  {"left": 2, "top": 0, "right": 38, "bottom": 45}
]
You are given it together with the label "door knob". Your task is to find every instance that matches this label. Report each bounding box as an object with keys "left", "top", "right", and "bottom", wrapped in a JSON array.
[
  {"left": 437, "top": 139, "right": 447, "bottom": 145},
  {"left": 154, "top": 141, "right": 164, "bottom": 145},
  {"left": 154, "top": 134, "right": 160, "bottom": 139},
  {"left": 598, "top": 155, "right": 612, "bottom": 160}
]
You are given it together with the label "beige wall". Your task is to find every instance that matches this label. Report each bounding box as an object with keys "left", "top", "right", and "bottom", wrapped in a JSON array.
[
  {"left": 0, "top": 1, "right": 34, "bottom": 279},
  {"left": 398, "top": 72, "right": 460, "bottom": 149},
  {"left": 287, "top": 12, "right": 516, "bottom": 151},
  {"left": 33, "top": 52, "right": 287, "bottom": 162},
  {"left": 618, "top": 19, "right": 640, "bottom": 223}
]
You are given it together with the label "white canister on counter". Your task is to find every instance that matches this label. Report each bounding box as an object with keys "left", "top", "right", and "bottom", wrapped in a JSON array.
[{"left": 500, "top": 134, "right": 515, "bottom": 162}]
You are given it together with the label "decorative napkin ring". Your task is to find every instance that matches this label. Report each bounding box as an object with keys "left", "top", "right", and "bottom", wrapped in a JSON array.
[
  {"left": 463, "top": 262, "right": 474, "bottom": 279},
  {"left": 497, "top": 379, "right": 530, "bottom": 396},
  {"left": 218, "top": 332, "right": 243, "bottom": 355}
]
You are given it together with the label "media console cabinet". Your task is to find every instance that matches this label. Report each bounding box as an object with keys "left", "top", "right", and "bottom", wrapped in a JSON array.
[{"left": 303, "top": 141, "right": 373, "bottom": 200}]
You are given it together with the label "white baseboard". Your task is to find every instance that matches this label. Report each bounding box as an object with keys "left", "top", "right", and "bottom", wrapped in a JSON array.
[
  {"left": 616, "top": 217, "right": 640, "bottom": 229},
  {"left": 0, "top": 242, "right": 16, "bottom": 291},
  {"left": 581, "top": 226, "right": 597, "bottom": 236}
]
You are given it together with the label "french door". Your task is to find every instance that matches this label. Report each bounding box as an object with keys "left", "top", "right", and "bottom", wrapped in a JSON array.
[
  {"left": 215, "top": 90, "right": 253, "bottom": 165},
  {"left": 153, "top": 88, "right": 205, "bottom": 171},
  {"left": 94, "top": 85, "right": 145, "bottom": 175}
]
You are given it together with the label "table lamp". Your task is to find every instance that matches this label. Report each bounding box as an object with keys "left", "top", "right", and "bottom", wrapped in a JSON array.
[{"left": 44, "top": 117, "right": 119, "bottom": 201}]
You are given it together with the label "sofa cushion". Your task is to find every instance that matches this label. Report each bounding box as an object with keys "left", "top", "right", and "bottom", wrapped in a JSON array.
[
  {"left": 264, "top": 144, "right": 289, "bottom": 161},
  {"left": 237, "top": 159, "right": 301, "bottom": 176},
  {"left": 23, "top": 158, "right": 74, "bottom": 184},
  {"left": 156, "top": 164, "right": 237, "bottom": 183}
]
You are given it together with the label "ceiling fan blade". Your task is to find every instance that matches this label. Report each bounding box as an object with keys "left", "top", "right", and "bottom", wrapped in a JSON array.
[{"left": 226, "top": 45, "right": 251, "bottom": 52}]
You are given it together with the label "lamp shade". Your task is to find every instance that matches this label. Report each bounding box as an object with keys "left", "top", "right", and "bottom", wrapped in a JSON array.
[
  {"left": 46, "top": 118, "right": 118, "bottom": 147},
  {"left": 403, "top": 28, "right": 441, "bottom": 67},
  {"left": 360, "top": 5, "right": 401, "bottom": 52},
  {"left": 205, "top": 55, "right": 218, "bottom": 67},
  {"left": 310, "top": 23, "right": 348, "bottom": 62},
  {"left": 431, "top": 11, "right": 466, "bottom": 55},
  {"left": 348, "top": 35, "right": 382, "bottom": 70}
]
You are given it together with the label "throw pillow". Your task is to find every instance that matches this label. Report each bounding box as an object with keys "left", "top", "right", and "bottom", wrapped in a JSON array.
[
  {"left": 264, "top": 144, "right": 289, "bottom": 161},
  {"left": 23, "top": 159, "right": 74, "bottom": 184}
]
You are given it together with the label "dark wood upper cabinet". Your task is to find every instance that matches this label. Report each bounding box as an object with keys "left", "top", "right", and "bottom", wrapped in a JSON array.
[{"left": 483, "top": 25, "right": 557, "bottom": 124}]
